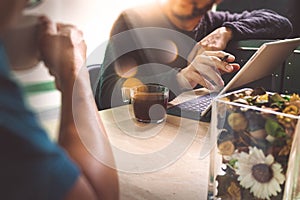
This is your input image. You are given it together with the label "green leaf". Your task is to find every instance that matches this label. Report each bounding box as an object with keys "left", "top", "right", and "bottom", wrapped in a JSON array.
[
  {"left": 229, "top": 159, "right": 238, "bottom": 168},
  {"left": 270, "top": 93, "right": 286, "bottom": 103},
  {"left": 265, "top": 118, "right": 286, "bottom": 138}
]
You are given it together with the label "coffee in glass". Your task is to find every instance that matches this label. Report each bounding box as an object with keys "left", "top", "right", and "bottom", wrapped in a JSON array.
[{"left": 131, "top": 84, "right": 169, "bottom": 123}]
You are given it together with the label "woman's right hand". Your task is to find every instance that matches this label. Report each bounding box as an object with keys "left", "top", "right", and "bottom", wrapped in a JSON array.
[{"left": 177, "top": 51, "right": 240, "bottom": 90}]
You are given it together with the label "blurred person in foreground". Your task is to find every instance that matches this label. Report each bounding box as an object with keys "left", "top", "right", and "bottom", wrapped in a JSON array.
[
  {"left": 96, "top": 0, "right": 293, "bottom": 110},
  {"left": 0, "top": 0, "right": 119, "bottom": 199}
]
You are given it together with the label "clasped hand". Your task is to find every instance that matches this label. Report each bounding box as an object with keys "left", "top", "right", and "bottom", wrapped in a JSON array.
[{"left": 38, "top": 16, "right": 87, "bottom": 92}]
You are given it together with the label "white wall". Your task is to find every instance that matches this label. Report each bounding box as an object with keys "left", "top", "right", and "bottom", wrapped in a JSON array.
[
  {"left": 15, "top": 0, "right": 156, "bottom": 83},
  {"left": 27, "top": 0, "right": 155, "bottom": 66}
]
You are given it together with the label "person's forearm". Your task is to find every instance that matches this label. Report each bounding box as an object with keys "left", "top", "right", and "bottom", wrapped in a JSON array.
[
  {"left": 222, "top": 9, "right": 293, "bottom": 40},
  {"left": 197, "top": 10, "right": 293, "bottom": 42},
  {"left": 58, "top": 68, "right": 119, "bottom": 200}
]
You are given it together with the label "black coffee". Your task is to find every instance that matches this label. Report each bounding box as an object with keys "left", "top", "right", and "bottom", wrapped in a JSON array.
[{"left": 132, "top": 93, "right": 168, "bottom": 123}]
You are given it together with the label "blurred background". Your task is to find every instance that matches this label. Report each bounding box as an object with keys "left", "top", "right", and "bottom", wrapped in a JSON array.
[
  {"left": 14, "top": 0, "right": 156, "bottom": 137},
  {"left": 17, "top": 0, "right": 156, "bottom": 84},
  {"left": 12, "top": 0, "right": 299, "bottom": 137}
]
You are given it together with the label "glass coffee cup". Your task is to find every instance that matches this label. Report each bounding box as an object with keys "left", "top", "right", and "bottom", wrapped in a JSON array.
[{"left": 130, "top": 84, "right": 169, "bottom": 123}]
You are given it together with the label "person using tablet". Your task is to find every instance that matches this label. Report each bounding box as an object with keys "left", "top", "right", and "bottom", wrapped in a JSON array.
[
  {"left": 0, "top": 0, "right": 119, "bottom": 199},
  {"left": 96, "top": 0, "right": 293, "bottom": 110}
]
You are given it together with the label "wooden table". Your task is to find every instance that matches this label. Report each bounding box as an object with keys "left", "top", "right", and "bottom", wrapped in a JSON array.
[
  {"left": 99, "top": 89, "right": 213, "bottom": 200},
  {"left": 39, "top": 89, "right": 214, "bottom": 200}
]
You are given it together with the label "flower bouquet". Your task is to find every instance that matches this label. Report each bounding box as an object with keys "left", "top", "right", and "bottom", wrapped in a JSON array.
[{"left": 208, "top": 88, "right": 300, "bottom": 200}]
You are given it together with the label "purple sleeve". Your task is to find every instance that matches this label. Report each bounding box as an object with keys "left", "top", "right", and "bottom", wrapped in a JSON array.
[{"left": 195, "top": 9, "right": 293, "bottom": 41}]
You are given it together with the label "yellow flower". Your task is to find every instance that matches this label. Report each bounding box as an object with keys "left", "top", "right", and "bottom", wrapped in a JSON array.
[
  {"left": 256, "top": 94, "right": 269, "bottom": 103},
  {"left": 277, "top": 105, "right": 299, "bottom": 129},
  {"left": 290, "top": 94, "right": 300, "bottom": 102},
  {"left": 283, "top": 105, "right": 298, "bottom": 115},
  {"left": 218, "top": 140, "right": 235, "bottom": 156},
  {"left": 227, "top": 113, "right": 248, "bottom": 132}
]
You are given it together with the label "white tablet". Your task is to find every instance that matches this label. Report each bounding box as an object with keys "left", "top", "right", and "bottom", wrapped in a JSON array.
[{"left": 201, "top": 37, "right": 300, "bottom": 117}]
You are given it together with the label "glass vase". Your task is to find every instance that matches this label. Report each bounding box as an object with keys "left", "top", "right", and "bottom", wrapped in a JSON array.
[{"left": 208, "top": 88, "right": 300, "bottom": 200}]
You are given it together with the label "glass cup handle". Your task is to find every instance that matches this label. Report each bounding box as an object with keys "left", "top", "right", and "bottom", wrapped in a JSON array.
[{"left": 121, "top": 87, "right": 131, "bottom": 103}]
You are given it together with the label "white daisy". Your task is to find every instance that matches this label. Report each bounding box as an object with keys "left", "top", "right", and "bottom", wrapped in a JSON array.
[{"left": 235, "top": 147, "right": 285, "bottom": 200}]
